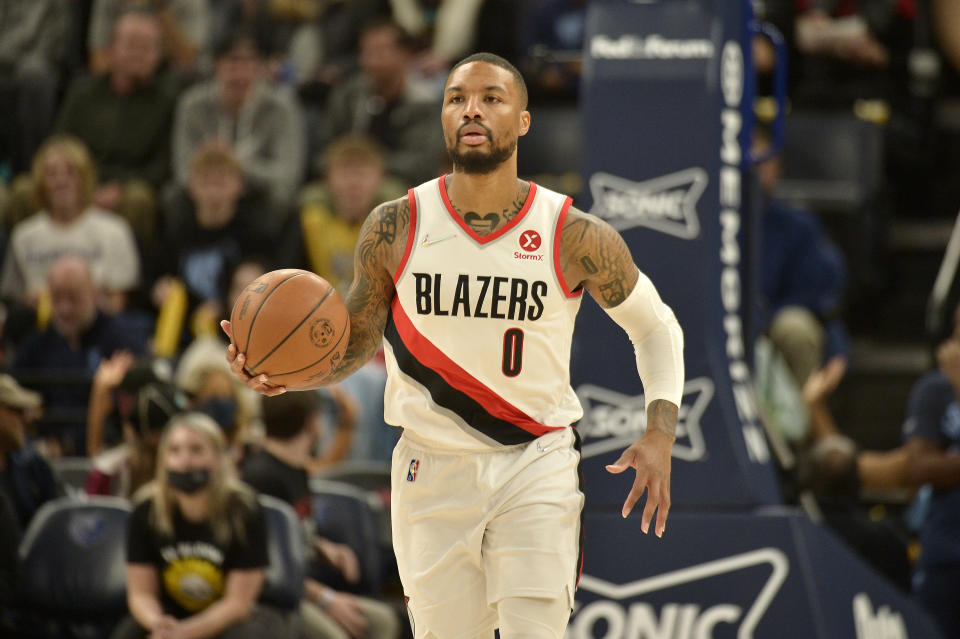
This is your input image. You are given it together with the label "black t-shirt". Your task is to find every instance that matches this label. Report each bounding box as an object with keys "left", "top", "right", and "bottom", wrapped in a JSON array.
[
  {"left": 127, "top": 496, "right": 269, "bottom": 618},
  {"left": 240, "top": 449, "right": 311, "bottom": 521}
]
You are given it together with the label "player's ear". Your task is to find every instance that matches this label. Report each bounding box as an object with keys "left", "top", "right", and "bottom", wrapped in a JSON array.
[{"left": 519, "top": 110, "right": 531, "bottom": 137}]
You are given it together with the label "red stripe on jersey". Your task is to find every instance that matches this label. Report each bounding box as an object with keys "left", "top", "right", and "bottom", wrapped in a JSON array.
[
  {"left": 394, "top": 190, "right": 418, "bottom": 283},
  {"left": 438, "top": 174, "right": 539, "bottom": 245},
  {"left": 390, "top": 298, "right": 559, "bottom": 437},
  {"left": 553, "top": 196, "right": 582, "bottom": 299}
]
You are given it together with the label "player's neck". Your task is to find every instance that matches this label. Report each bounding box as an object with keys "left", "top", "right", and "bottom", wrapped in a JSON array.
[{"left": 446, "top": 165, "right": 524, "bottom": 219}]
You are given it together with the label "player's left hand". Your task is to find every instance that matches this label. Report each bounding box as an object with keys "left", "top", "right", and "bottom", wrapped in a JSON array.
[{"left": 605, "top": 429, "right": 674, "bottom": 537}]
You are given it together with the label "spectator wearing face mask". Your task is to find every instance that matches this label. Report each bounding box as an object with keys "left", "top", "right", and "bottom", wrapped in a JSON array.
[{"left": 110, "top": 412, "right": 288, "bottom": 639}]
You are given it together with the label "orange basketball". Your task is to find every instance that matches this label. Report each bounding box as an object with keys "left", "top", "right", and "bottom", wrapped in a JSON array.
[{"left": 229, "top": 269, "right": 350, "bottom": 389}]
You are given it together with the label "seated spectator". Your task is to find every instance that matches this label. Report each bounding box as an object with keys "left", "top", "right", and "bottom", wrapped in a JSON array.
[
  {"left": 86, "top": 379, "right": 184, "bottom": 499},
  {"left": 175, "top": 337, "right": 262, "bottom": 453},
  {"left": 88, "top": 0, "right": 211, "bottom": 74},
  {"left": 86, "top": 350, "right": 138, "bottom": 456},
  {"left": 788, "top": 1, "right": 915, "bottom": 107},
  {"left": 10, "top": 256, "right": 148, "bottom": 455},
  {"left": 389, "top": 0, "right": 486, "bottom": 76},
  {"left": 152, "top": 144, "right": 272, "bottom": 339},
  {"left": 242, "top": 392, "right": 399, "bottom": 639},
  {"left": 900, "top": 321, "right": 960, "bottom": 639},
  {"left": 754, "top": 126, "right": 849, "bottom": 389},
  {"left": 110, "top": 412, "right": 289, "bottom": 639},
  {"left": 299, "top": 136, "right": 405, "bottom": 293},
  {"left": 797, "top": 429, "right": 912, "bottom": 591},
  {"left": 210, "top": 0, "right": 384, "bottom": 102},
  {"left": 0, "top": 487, "right": 20, "bottom": 607},
  {"left": 0, "top": 373, "right": 61, "bottom": 531},
  {"left": 0, "top": 0, "right": 68, "bottom": 175},
  {"left": 324, "top": 18, "right": 444, "bottom": 187},
  {"left": 519, "top": 0, "right": 585, "bottom": 100},
  {"left": 0, "top": 136, "right": 141, "bottom": 313},
  {"left": 172, "top": 28, "right": 306, "bottom": 227},
  {"left": 55, "top": 7, "right": 183, "bottom": 244}
]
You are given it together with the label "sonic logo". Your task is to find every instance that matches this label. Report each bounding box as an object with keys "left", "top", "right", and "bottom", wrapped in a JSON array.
[
  {"left": 568, "top": 548, "right": 789, "bottom": 639},
  {"left": 576, "top": 378, "right": 713, "bottom": 462},
  {"left": 853, "top": 593, "right": 909, "bottom": 639},
  {"left": 589, "top": 168, "right": 708, "bottom": 239}
]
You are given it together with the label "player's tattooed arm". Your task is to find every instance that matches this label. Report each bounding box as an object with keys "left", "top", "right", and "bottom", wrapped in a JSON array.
[
  {"left": 646, "top": 399, "right": 678, "bottom": 440},
  {"left": 325, "top": 197, "right": 409, "bottom": 383},
  {"left": 559, "top": 207, "right": 639, "bottom": 308}
]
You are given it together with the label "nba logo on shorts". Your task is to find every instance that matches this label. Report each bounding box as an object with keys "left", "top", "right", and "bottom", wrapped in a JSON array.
[{"left": 407, "top": 459, "right": 420, "bottom": 482}]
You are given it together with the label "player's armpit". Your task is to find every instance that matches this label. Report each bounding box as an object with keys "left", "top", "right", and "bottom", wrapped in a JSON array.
[
  {"left": 327, "top": 197, "right": 409, "bottom": 383},
  {"left": 558, "top": 207, "right": 639, "bottom": 307}
]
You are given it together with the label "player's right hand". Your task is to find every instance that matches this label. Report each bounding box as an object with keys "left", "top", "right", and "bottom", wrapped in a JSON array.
[{"left": 221, "top": 320, "right": 287, "bottom": 396}]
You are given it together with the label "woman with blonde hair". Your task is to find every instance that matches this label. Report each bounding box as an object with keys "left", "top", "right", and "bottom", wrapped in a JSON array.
[
  {"left": 110, "top": 412, "right": 290, "bottom": 639},
  {"left": 0, "top": 134, "right": 140, "bottom": 313}
]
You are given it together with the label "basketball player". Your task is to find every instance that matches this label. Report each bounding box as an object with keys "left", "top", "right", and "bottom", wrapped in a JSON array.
[{"left": 223, "top": 53, "right": 684, "bottom": 638}]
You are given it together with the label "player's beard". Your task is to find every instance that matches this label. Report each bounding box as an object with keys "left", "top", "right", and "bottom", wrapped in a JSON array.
[{"left": 447, "top": 132, "right": 516, "bottom": 175}]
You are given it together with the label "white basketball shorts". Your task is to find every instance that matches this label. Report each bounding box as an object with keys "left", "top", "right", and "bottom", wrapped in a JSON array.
[{"left": 391, "top": 426, "right": 584, "bottom": 639}]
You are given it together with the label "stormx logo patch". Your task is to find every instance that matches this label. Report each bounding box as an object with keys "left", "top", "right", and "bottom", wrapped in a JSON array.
[
  {"left": 406, "top": 459, "right": 419, "bottom": 482},
  {"left": 576, "top": 378, "right": 713, "bottom": 462},
  {"left": 568, "top": 548, "right": 789, "bottom": 639},
  {"left": 589, "top": 168, "right": 708, "bottom": 240}
]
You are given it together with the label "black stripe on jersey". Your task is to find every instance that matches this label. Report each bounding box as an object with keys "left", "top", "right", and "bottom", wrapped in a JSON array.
[{"left": 384, "top": 308, "right": 538, "bottom": 446}]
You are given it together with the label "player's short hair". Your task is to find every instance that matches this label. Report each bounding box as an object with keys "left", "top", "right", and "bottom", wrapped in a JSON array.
[
  {"left": 261, "top": 391, "right": 324, "bottom": 441},
  {"left": 449, "top": 52, "right": 528, "bottom": 109},
  {"left": 322, "top": 136, "right": 386, "bottom": 174}
]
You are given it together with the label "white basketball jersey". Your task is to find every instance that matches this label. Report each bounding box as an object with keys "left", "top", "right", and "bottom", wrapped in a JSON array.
[{"left": 383, "top": 175, "right": 584, "bottom": 450}]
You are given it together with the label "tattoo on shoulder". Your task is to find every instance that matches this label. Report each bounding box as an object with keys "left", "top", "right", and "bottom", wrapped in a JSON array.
[
  {"left": 561, "top": 209, "right": 636, "bottom": 306},
  {"left": 646, "top": 400, "right": 678, "bottom": 439}
]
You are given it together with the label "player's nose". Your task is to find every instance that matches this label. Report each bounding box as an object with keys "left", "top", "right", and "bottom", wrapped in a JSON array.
[{"left": 462, "top": 95, "right": 484, "bottom": 119}]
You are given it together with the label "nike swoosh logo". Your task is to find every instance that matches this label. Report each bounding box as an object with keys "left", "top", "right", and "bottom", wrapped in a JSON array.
[{"left": 422, "top": 234, "right": 457, "bottom": 247}]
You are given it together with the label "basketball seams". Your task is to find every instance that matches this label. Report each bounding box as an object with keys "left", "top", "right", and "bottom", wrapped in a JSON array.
[
  {"left": 262, "top": 321, "right": 349, "bottom": 378},
  {"left": 246, "top": 284, "right": 336, "bottom": 374},
  {"left": 239, "top": 271, "right": 307, "bottom": 354}
]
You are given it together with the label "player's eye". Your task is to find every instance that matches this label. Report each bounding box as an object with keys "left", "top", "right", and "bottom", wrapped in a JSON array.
[
  {"left": 449, "top": 95, "right": 463, "bottom": 104},
  {"left": 485, "top": 95, "right": 501, "bottom": 103}
]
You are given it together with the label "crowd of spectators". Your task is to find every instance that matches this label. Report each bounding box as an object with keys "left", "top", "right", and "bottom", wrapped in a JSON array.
[{"left": 1, "top": 0, "right": 960, "bottom": 637}]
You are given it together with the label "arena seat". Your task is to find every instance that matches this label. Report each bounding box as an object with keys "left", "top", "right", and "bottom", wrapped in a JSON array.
[
  {"left": 14, "top": 496, "right": 131, "bottom": 638},
  {"left": 774, "top": 109, "right": 884, "bottom": 215},
  {"left": 257, "top": 494, "right": 308, "bottom": 610},
  {"left": 50, "top": 456, "right": 93, "bottom": 497},
  {"left": 309, "top": 479, "right": 384, "bottom": 596}
]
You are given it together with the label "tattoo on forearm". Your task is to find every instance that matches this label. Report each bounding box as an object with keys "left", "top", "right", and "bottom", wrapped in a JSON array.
[{"left": 646, "top": 400, "right": 678, "bottom": 439}]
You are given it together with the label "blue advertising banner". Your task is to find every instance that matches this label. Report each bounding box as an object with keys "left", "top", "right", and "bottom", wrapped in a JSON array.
[
  {"left": 572, "top": 511, "right": 943, "bottom": 639},
  {"left": 574, "top": 0, "right": 782, "bottom": 507}
]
